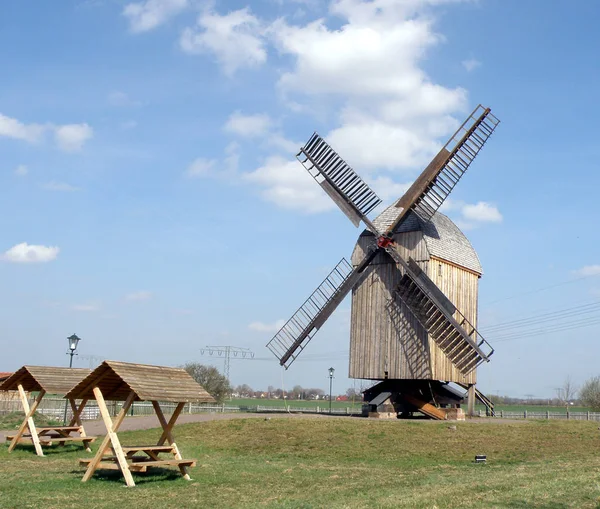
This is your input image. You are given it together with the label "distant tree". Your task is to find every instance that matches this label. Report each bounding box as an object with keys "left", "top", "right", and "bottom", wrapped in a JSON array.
[
  {"left": 562, "top": 376, "right": 578, "bottom": 403},
  {"left": 291, "top": 385, "right": 303, "bottom": 399},
  {"left": 580, "top": 376, "right": 600, "bottom": 410},
  {"left": 235, "top": 384, "right": 253, "bottom": 398},
  {"left": 182, "top": 363, "right": 231, "bottom": 404},
  {"left": 346, "top": 388, "right": 359, "bottom": 399}
]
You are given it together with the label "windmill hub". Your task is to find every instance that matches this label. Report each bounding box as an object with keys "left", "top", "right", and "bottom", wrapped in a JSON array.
[{"left": 266, "top": 105, "right": 500, "bottom": 420}]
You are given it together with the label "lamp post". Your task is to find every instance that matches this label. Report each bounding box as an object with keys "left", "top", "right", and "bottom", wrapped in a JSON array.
[
  {"left": 63, "top": 334, "right": 81, "bottom": 424},
  {"left": 328, "top": 367, "right": 335, "bottom": 414}
]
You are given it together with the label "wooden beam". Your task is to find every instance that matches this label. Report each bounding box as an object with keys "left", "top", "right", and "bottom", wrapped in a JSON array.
[
  {"left": 82, "top": 390, "right": 135, "bottom": 486},
  {"left": 402, "top": 394, "right": 447, "bottom": 421},
  {"left": 152, "top": 401, "right": 190, "bottom": 480},
  {"left": 8, "top": 386, "right": 46, "bottom": 456},
  {"left": 68, "top": 398, "right": 92, "bottom": 452}
]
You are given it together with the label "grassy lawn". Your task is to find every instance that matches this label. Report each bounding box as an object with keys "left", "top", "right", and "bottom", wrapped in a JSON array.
[{"left": 1, "top": 417, "right": 600, "bottom": 508}]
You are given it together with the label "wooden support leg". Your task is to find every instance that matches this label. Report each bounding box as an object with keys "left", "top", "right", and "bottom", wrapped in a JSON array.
[
  {"left": 152, "top": 401, "right": 190, "bottom": 480},
  {"left": 69, "top": 398, "right": 92, "bottom": 452},
  {"left": 82, "top": 390, "right": 136, "bottom": 487},
  {"left": 9, "top": 386, "right": 46, "bottom": 456},
  {"left": 467, "top": 384, "right": 476, "bottom": 417}
]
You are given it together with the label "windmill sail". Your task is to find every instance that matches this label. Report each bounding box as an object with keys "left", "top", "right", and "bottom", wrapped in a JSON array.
[
  {"left": 267, "top": 253, "right": 377, "bottom": 369},
  {"left": 387, "top": 253, "right": 493, "bottom": 375},
  {"left": 298, "top": 133, "right": 382, "bottom": 232},
  {"left": 387, "top": 105, "right": 500, "bottom": 234}
]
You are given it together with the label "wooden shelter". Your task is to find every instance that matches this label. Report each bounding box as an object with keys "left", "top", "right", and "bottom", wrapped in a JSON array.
[
  {"left": 67, "top": 360, "right": 216, "bottom": 487},
  {"left": 0, "top": 366, "right": 96, "bottom": 456}
]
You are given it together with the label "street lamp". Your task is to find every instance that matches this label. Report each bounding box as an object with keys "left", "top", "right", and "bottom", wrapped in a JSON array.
[
  {"left": 67, "top": 334, "right": 81, "bottom": 366},
  {"left": 328, "top": 367, "right": 335, "bottom": 414},
  {"left": 63, "top": 334, "right": 81, "bottom": 424}
]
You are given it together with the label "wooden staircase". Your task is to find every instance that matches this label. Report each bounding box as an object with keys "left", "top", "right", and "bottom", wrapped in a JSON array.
[{"left": 392, "top": 259, "right": 494, "bottom": 375}]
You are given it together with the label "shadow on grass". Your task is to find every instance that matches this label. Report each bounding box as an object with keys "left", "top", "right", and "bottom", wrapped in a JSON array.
[
  {"left": 72, "top": 466, "right": 184, "bottom": 486},
  {"left": 9, "top": 443, "right": 94, "bottom": 456}
]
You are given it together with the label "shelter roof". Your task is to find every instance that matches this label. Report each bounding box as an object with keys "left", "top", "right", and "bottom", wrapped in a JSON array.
[
  {"left": 372, "top": 206, "right": 483, "bottom": 275},
  {"left": 66, "top": 360, "right": 216, "bottom": 403},
  {"left": 0, "top": 366, "right": 91, "bottom": 394},
  {"left": 0, "top": 372, "right": 12, "bottom": 382}
]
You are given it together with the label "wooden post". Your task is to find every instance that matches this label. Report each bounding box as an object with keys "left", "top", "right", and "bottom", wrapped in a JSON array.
[
  {"left": 9, "top": 386, "right": 46, "bottom": 456},
  {"left": 82, "top": 390, "right": 136, "bottom": 487},
  {"left": 152, "top": 401, "right": 191, "bottom": 481},
  {"left": 467, "top": 384, "right": 476, "bottom": 417},
  {"left": 69, "top": 398, "right": 92, "bottom": 452}
]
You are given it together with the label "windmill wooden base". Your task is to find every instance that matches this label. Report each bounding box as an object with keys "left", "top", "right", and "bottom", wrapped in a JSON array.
[{"left": 361, "top": 380, "right": 483, "bottom": 421}]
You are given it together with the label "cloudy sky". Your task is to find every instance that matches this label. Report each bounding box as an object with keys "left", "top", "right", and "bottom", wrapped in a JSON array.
[{"left": 1, "top": 0, "right": 599, "bottom": 398}]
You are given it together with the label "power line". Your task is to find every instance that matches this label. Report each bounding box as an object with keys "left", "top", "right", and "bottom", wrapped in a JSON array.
[
  {"left": 481, "top": 272, "right": 600, "bottom": 308},
  {"left": 488, "top": 315, "right": 600, "bottom": 343},
  {"left": 482, "top": 300, "right": 600, "bottom": 333}
]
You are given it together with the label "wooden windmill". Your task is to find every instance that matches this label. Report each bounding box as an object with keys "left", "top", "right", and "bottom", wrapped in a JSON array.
[{"left": 266, "top": 105, "right": 500, "bottom": 419}]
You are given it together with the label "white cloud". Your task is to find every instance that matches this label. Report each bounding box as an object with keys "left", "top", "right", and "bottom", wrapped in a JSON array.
[
  {"left": 125, "top": 290, "right": 153, "bottom": 301},
  {"left": 462, "top": 58, "right": 481, "bottom": 72},
  {"left": 42, "top": 181, "right": 80, "bottom": 192},
  {"left": 14, "top": 164, "right": 28, "bottom": 177},
  {"left": 180, "top": 7, "right": 267, "bottom": 75},
  {"left": 71, "top": 303, "right": 100, "bottom": 312},
  {"left": 248, "top": 319, "right": 286, "bottom": 333},
  {"left": 367, "top": 176, "right": 410, "bottom": 203},
  {"left": 224, "top": 111, "right": 273, "bottom": 138},
  {"left": 244, "top": 156, "right": 336, "bottom": 213},
  {"left": 461, "top": 201, "right": 503, "bottom": 223},
  {"left": 0, "top": 113, "right": 93, "bottom": 152},
  {"left": 185, "top": 157, "right": 216, "bottom": 178},
  {"left": 108, "top": 91, "right": 141, "bottom": 107},
  {"left": 268, "top": 1, "right": 468, "bottom": 171},
  {"left": 0, "top": 113, "right": 45, "bottom": 143},
  {"left": 54, "top": 124, "right": 93, "bottom": 152},
  {"left": 2, "top": 242, "right": 59, "bottom": 263},
  {"left": 573, "top": 265, "right": 600, "bottom": 277},
  {"left": 440, "top": 199, "right": 502, "bottom": 229},
  {"left": 123, "top": 0, "right": 188, "bottom": 33}
]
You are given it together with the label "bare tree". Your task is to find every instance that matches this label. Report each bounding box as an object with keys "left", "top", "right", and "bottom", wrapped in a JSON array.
[
  {"left": 561, "top": 376, "right": 578, "bottom": 403},
  {"left": 580, "top": 376, "right": 600, "bottom": 410}
]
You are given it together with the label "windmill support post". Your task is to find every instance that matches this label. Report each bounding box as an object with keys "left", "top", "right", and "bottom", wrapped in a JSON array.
[{"left": 467, "top": 385, "right": 476, "bottom": 417}]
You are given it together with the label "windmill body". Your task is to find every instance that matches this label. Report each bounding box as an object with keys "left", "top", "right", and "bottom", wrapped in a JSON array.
[
  {"left": 350, "top": 209, "right": 481, "bottom": 385},
  {"left": 266, "top": 105, "right": 499, "bottom": 419}
]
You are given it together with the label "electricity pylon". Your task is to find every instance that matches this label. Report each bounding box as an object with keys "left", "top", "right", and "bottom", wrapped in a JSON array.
[{"left": 200, "top": 346, "right": 255, "bottom": 381}]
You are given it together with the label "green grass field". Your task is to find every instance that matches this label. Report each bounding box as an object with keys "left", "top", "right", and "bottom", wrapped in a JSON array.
[{"left": 2, "top": 416, "right": 600, "bottom": 508}]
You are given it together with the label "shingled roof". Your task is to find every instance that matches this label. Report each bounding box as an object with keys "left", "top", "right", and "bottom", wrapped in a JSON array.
[
  {"left": 0, "top": 366, "right": 91, "bottom": 395},
  {"left": 372, "top": 206, "right": 483, "bottom": 275},
  {"left": 66, "top": 360, "right": 216, "bottom": 404}
]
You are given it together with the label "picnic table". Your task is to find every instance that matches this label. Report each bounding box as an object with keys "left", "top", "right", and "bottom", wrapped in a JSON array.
[
  {"left": 0, "top": 366, "right": 97, "bottom": 456},
  {"left": 67, "top": 360, "right": 215, "bottom": 487}
]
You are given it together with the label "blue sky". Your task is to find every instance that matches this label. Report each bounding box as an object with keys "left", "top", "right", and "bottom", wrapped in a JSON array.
[{"left": 1, "top": 0, "right": 599, "bottom": 398}]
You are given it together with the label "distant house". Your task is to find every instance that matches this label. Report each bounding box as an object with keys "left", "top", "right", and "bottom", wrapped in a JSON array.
[{"left": 336, "top": 395, "right": 349, "bottom": 402}]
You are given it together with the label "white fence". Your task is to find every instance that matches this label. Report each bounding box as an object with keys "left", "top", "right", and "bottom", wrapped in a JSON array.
[
  {"left": 478, "top": 410, "right": 600, "bottom": 421},
  {"left": 0, "top": 397, "right": 361, "bottom": 421}
]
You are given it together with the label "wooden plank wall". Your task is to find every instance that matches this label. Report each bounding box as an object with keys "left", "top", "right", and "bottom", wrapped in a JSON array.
[{"left": 349, "top": 231, "right": 478, "bottom": 384}]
